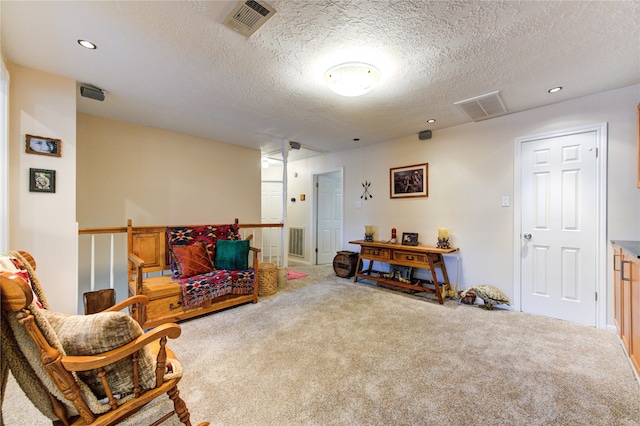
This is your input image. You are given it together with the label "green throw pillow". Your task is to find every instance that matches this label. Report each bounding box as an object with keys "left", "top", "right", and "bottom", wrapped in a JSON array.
[{"left": 215, "top": 239, "right": 249, "bottom": 270}]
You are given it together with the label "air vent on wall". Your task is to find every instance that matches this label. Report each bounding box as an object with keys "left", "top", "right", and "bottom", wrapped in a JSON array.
[
  {"left": 224, "top": 0, "right": 276, "bottom": 38},
  {"left": 454, "top": 91, "right": 507, "bottom": 121}
]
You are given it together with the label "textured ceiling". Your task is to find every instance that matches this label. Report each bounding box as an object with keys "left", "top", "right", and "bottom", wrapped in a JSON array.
[{"left": 1, "top": 1, "right": 639, "bottom": 155}]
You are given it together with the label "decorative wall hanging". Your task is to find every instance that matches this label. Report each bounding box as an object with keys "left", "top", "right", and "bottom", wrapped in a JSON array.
[
  {"left": 390, "top": 163, "right": 428, "bottom": 198},
  {"left": 25, "top": 134, "right": 62, "bottom": 157},
  {"left": 361, "top": 181, "right": 373, "bottom": 200},
  {"left": 29, "top": 168, "right": 56, "bottom": 193}
]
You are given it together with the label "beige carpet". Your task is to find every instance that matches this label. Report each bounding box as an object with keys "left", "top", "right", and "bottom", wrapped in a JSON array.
[{"left": 3, "top": 263, "right": 640, "bottom": 425}]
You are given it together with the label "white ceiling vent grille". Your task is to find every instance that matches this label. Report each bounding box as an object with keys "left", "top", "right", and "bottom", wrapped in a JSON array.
[
  {"left": 224, "top": 0, "right": 276, "bottom": 38},
  {"left": 454, "top": 91, "right": 508, "bottom": 121}
]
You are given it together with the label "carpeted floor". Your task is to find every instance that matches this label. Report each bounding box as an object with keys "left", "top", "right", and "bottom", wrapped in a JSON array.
[{"left": 3, "top": 262, "right": 640, "bottom": 425}]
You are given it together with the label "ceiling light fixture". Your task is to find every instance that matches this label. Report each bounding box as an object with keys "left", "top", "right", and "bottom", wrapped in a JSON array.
[
  {"left": 77, "top": 39, "right": 97, "bottom": 50},
  {"left": 426, "top": 118, "right": 436, "bottom": 123},
  {"left": 548, "top": 86, "right": 563, "bottom": 93},
  {"left": 324, "top": 62, "right": 381, "bottom": 97}
]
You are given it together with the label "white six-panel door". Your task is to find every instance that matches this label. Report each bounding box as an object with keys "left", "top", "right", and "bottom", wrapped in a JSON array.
[
  {"left": 316, "top": 173, "right": 342, "bottom": 265},
  {"left": 519, "top": 128, "right": 600, "bottom": 326}
]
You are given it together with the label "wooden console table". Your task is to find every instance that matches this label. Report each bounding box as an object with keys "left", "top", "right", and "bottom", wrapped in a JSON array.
[{"left": 349, "top": 240, "right": 459, "bottom": 304}]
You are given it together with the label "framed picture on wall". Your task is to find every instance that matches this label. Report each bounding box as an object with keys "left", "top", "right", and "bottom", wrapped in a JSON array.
[
  {"left": 29, "top": 168, "right": 56, "bottom": 193},
  {"left": 25, "top": 134, "right": 62, "bottom": 157},
  {"left": 390, "top": 163, "right": 428, "bottom": 198}
]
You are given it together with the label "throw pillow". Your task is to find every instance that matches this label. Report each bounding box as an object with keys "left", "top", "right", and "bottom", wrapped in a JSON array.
[
  {"left": 171, "top": 242, "right": 214, "bottom": 278},
  {"left": 214, "top": 239, "right": 250, "bottom": 270},
  {"left": 41, "top": 309, "right": 157, "bottom": 399}
]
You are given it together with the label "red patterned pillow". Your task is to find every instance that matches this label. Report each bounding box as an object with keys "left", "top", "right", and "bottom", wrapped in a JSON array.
[{"left": 171, "top": 242, "right": 214, "bottom": 278}]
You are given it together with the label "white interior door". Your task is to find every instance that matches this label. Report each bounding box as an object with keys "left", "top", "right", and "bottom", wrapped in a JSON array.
[
  {"left": 316, "top": 173, "right": 342, "bottom": 265},
  {"left": 519, "top": 128, "right": 600, "bottom": 326},
  {"left": 261, "top": 181, "right": 282, "bottom": 263}
]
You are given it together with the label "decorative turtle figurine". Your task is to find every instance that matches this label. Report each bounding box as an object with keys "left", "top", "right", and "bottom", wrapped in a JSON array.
[{"left": 459, "top": 285, "right": 511, "bottom": 310}]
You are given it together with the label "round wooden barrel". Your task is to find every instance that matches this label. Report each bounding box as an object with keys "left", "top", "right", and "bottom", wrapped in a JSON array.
[{"left": 333, "top": 251, "right": 359, "bottom": 278}]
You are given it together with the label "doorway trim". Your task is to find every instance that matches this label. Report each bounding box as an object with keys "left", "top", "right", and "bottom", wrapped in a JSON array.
[
  {"left": 512, "top": 123, "right": 608, "bottom": 329},
  {"left": 311, "top": 167, "right": 344, "bottom": 265}
]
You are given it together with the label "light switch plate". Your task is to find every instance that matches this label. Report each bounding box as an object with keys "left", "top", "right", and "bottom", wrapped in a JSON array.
[
  {"left": 502, "top": 196, "right": 510, "bottom": 207},
  {"left": 355, "top": 200, "right": 362, "bottom": 209}
]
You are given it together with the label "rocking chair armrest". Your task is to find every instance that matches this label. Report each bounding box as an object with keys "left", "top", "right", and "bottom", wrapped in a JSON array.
[
  {"left": 60, "top": 323, "right": 182, "bottom": 372},
  {"left": 103, "top": 295, "right": 148, "bottom": 313}
]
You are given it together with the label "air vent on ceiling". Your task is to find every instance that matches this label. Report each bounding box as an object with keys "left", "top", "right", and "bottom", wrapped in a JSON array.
[
  {"left": 454, "top": 91, "right": 507, "bottom": 121},
  {"left": 224, "top": 0, "right": 276, "bottom": 38}
]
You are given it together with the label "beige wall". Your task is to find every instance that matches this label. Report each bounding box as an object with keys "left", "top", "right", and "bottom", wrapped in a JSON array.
[
  {"left": 76, "top": 113, "right": 262, "bottom": 227},
  {"left": 8, "top": 63, "right": 78, "bottom": 314},
  {"left": 285, "top": 84, "right": 640, "bottom": 328}
]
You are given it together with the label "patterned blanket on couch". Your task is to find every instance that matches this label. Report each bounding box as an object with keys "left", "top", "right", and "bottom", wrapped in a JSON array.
[{"left": 166, "top": 225, "right": 255, "bottom": 309}]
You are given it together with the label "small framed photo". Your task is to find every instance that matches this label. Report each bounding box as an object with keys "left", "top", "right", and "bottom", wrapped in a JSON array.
[
  {"left": 402, "top": 232, "right": 419, "bottom": 246},
  {"left": 390, "top": 163, "right": 428, "bottom": 198},
  {"left": 29, "top": 168, "right": 56, "bottom": 193},
  {"left": 26, "top": 134, "right": 62, "bottom": 157}
]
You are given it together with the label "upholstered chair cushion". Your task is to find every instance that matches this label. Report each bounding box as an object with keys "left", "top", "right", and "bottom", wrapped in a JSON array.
[{"left": 41, "top": 309, "right": 157, "bottom": 399}]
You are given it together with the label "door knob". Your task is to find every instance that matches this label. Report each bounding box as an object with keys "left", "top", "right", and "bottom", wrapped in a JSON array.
[{"left": 523, "top": 233, "right": 532, "bottom": 240}]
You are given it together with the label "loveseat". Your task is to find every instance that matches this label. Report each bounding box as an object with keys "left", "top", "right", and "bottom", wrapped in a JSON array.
[{"left": 127, "top": 220, "right": 259, "bottom": 329}]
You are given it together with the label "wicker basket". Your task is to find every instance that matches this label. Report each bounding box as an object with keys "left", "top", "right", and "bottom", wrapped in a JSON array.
[{"left": 258, "top": 262, "right": 278, "bottom": 296}]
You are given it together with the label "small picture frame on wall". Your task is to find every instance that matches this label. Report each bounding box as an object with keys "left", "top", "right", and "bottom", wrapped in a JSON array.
[
  {"left": 25, "top": 134, "right": 62, "bottom": 157},
  {"left": 29, "top": 168, "right": 56, "bottom": 193},
  {"left": 390, "top": 163, "right": 428, "bottom": 198},
  {"left": 401, "top": 232, "right": 419, "bottom": 246}
]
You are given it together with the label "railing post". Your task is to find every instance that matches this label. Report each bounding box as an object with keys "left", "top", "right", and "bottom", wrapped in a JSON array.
[
  {"left": 110, "top": 233, "right": 115, "bottom": 290},
  {"left": 90, "top": 234, "right": 96, "bottom": 292}
]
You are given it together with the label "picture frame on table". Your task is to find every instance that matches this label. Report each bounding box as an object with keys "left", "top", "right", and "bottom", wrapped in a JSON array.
[
  {"left": 25, "top": 134, "right": 62, "bottom": 157},
  {"left": 390, "top": 163, "right": 428, "bottom": 198},
  {"left": 402, "top": 232, "right": 419, "bottom": 246},
  {"left": 29, "top": 168, "right": 56, "bottom": 193}
]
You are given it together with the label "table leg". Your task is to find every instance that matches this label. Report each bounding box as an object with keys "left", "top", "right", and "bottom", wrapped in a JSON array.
[
  {"left": 427, "top": 254, "right": 443, "bottom": 304},
  {"left": 353, "top": 255, "right": 363, "bottom": 282}
]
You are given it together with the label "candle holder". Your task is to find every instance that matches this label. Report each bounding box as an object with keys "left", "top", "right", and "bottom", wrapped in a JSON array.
[
  {"left": 437, "top": 237, "right": 450, "bottom": 249},
  {"left": 437, "top": 227, "right": 450, "bottom": 248},
  {"left": 364, "top": 225, "right": 374, "bottom": 242}
]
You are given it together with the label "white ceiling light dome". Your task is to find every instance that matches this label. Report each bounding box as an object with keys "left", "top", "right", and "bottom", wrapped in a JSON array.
[{"left": 324, "top": 62, "right": 381, "bottom": 97}]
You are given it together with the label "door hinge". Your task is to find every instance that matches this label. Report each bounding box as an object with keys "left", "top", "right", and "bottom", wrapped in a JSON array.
[
  {"left": 316, "top": 182, "right": 319, "bottom": 187},
  {"left": 595, "top": 147, "right": 599, "bottom": 157},
  {"left": 595, "top": 292, "right": 598, "bottom": 301}
]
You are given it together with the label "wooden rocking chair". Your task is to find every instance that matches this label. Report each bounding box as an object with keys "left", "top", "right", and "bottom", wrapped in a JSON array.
[{"left": 0, "top": 251, "right": 208, "bottom": 426}]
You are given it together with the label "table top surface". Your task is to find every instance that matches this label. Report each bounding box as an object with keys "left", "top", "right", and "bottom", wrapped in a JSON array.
[{"left": 349, "top": 240, "right": 459, "bottom": 254}]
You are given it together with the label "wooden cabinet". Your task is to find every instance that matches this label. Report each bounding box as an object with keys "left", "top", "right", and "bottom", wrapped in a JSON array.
[{"left": 612, "top": 241, "right": 640, "bottom": 376}]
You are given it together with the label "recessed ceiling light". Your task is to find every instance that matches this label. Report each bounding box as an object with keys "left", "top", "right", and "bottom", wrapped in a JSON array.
[
  {"left": 78, "top": 39, "right": 97, "bottom": 50},
  {"left": 324, "top": 62, "right": 381, "bottom": 97},
  {"left": 426, "top": 119, "right": 436, "bottom": 123},
  {"left": 548, "top": 86, "right": 562, "bottom": 93}
]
